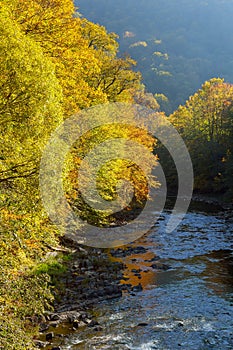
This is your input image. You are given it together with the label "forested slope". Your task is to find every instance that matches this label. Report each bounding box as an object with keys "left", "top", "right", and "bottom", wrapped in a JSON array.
[{"left": 76, "top": 0, "right": 233, "bottom": 112}]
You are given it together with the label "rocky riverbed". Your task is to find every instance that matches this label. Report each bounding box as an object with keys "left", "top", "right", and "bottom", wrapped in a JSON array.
[
  {"left": 35, "top": 242, "right": 122, "bottom": 349},
  {"left": 36, "top": 199, "right": 233, "bottom": 349},
  {"left": 35, "top": 240, "right": 166, "bottom": 349}
]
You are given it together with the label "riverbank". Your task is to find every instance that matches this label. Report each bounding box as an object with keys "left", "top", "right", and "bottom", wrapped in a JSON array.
[
  {"left": 35, "top": 239, "right": 124, "bottom": 349},
  {"left": 192, "top": 193, "right": 233, "bottom": 210}
]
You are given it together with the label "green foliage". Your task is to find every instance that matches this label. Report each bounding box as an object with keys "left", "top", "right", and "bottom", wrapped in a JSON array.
[{"left": 34, "top": 259, "right": 67, "bottom": 277}]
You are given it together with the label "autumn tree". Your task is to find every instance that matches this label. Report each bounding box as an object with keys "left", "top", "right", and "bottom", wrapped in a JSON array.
[
  {"left": 0, "top": 2, "right": 63, "bottom": 236},
  {"left": 169, "top": 78, "right": 233, "bottom": 195},
  {"left": 7, "top": 0, "right": 141, "bottom": 114},
  {"left": 0, "top": 5, "right": 63, "bottom": 183}
]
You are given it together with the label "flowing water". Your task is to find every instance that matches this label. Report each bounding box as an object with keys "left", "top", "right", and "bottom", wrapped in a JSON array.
[{"left": 55, "top": 202, "right": 233, "bottom": 349}]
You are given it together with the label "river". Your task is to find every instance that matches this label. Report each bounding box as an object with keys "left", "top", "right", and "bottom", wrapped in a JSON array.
[{"left": 47, "top": 202, "right": 233, "bottom": 349}]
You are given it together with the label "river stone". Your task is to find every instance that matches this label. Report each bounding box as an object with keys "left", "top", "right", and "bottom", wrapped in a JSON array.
[
  {"left": 137, "top": 322, "right": 149, "bottom": 327},
  {"left": 121, "top": 283, "right": 132, "bottom": 288},
  {"left": 110, "top": 246, "right": 147, "bottom": 257},
  {"left": 88, "top": 320, "right": 99, "bottom": 327},
  {"left": 78, "top": 321, "right": 87, "bottom": 327},
  {"left": 146, "top": 256, "right": 160, "bottom": 262},
  {"left": 50, "top": 322, "right": 59, "bottom": 328},
  {"left": 34, "top": 340, "right": 48, "bottom": 348},
  {"left": 55, "top": 311, "right": 81, "bottom": 323},
  {"left": 131, "top": 268, "right": 141, "bottom": 273},
  {"left": 39, "top": 323, "right": 49, "bottom": 333},
  {"left": 45, "top": 332, "right": 54, "bottom": 341},
  {"left": 132, "top": 283, "right": 143, "bottom": 292},
  {"left": 50, "top": 313, "right": 60, "bottom": 321},
  {"left": 107, "top": 290, "right": 122, "bottom": 299},
  {"left": 150, "top": 263, "right": 170, "bottom": 270},
  {"left": 72, "top": 320, "right": 79, "bottom": 329}
]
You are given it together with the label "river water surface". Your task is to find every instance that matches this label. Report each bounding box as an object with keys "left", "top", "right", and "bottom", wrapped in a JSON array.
[{"left": 57, "top": 203, "right": 233, "bottom": 349}]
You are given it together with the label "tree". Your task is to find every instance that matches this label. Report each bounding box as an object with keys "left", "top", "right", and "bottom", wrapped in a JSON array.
[
  {"left": 0, "top": 4, "right": 63, "bottom": 185},
  {"left": 8, "top": 0, "right": 141, "bottom": 114},
  {"left": 169, "top": 78, "right": 233, "bottom": 195},
  {"left": 63, "top": 103, "right": 159, "bottom": 226}
]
